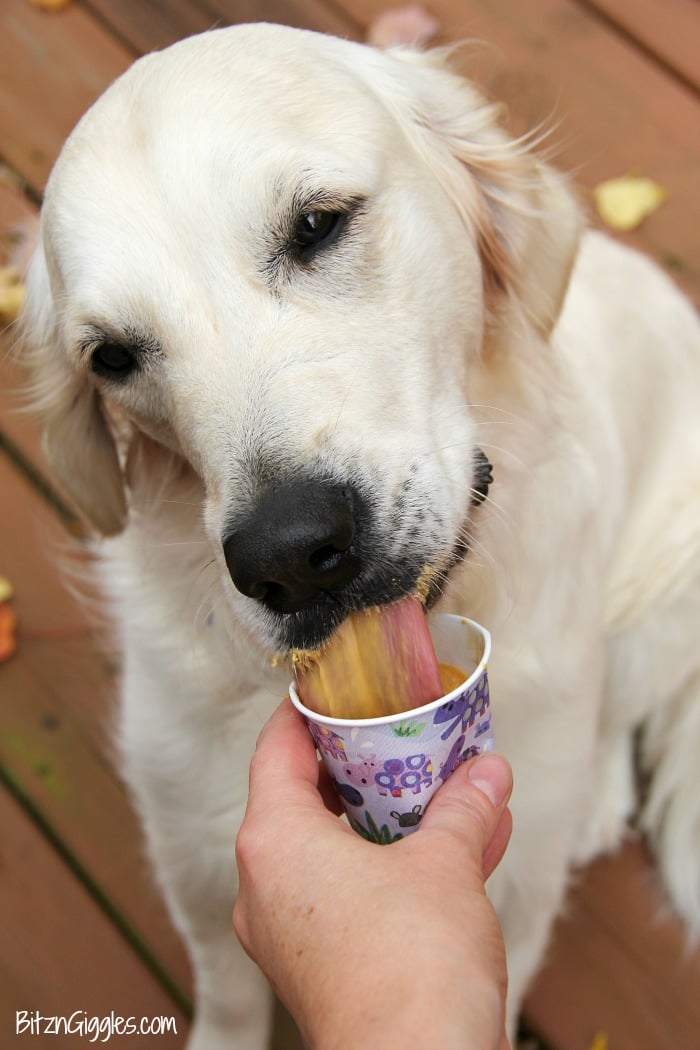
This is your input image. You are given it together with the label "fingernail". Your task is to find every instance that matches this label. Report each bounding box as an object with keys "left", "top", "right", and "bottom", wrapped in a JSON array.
[{"left": 467, "top": 753, "right": 511, "bottom": 807}]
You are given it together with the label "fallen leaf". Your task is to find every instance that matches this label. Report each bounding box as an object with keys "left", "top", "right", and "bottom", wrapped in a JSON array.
[
  {"left": 593, "top": 174, "right": 667, "bottom": 232},
  {"left": 0, "top": 266, "right": 25, "bottom": 321},
  {"left": 0, "top": 603, "right": 18, "bottom": 663},
  {"left": 28, "top": 0, "right": 72, "bottom": 10}
]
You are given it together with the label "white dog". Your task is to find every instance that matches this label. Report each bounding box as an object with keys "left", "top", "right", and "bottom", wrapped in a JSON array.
[{"left": 21, "top": 23, "right": 700, "bottom": 1048}]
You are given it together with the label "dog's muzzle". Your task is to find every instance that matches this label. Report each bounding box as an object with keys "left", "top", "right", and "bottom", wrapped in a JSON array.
[
  {"left": 224, "top": 478, "right": 364, "bottom": 617},
  {"left": 223, "top": 451, "right": 492, "bottom": 649}
]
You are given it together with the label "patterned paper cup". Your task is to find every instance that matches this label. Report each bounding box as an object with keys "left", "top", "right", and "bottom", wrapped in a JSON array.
[{"left": 289, "top": 615, "right": 492, "bottom": 843}]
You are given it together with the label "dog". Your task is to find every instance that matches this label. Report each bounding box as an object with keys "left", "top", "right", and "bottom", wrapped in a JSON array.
[{"left": 21, "top": 22, "right": 700, "bottom": 1048}]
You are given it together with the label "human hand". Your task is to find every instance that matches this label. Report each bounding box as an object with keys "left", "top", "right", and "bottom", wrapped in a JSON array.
[{"left": 234, "top": 698, "right": 513, "bottom": 1050}]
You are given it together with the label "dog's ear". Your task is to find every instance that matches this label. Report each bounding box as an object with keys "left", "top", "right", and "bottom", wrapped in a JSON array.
[
  {"left": 382, "top": 48, "right": 583, "bottom": 338},
  {"left": 20, "top": 245, "right": 128, "bottom": 536}
]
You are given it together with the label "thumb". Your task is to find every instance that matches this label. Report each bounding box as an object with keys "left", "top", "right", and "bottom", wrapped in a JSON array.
[{"left": 420, "top": 753, "right": 513, "bottom": 878}]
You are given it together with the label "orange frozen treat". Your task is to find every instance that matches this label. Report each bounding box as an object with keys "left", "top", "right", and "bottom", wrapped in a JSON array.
[{"left": 294, "top": 595, "right": 449, "bottom": 719}]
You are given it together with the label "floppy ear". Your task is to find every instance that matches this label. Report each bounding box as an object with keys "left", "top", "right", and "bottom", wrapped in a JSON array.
[
  {"left": 20, "top": 245, "right": 128, "bottom": 536},
  {"left": 382, "top": 48, "right": 583, "bottom": 338}
]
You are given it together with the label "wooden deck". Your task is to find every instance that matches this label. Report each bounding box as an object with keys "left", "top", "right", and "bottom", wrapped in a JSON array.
[{"left": 1, "top": 2, "right": 698, "bottom": 1047}]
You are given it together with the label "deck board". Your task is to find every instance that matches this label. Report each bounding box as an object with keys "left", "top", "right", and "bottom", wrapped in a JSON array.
[
  {"left": 336, "top": 0, "right": 700, "bottom": 304},
  {"left": 1, "top": 0, "right": 697, "bottom": 299},
  {"left": 205, "top": 0, "right": 357, "bottom": 38},
  {"left": 1, "top": 3, "right": 698, "bottom": 1048},
  {"left": 0, "top": 449, "right": 194, "bottom": 999},
  {"left": 83, "top": 0, "right": 216, "bottom": 53},
  {"left": 585, "top": 0, "right": 700, "bottom": 93},
  {"left": 0, "top": 0, "right": 132, "bottom": 191},
  {"left": 84, "top": 0, "right": 358, "bottom": 54},
  {"left": 0, "top": 782, "right": 188, "bottom": 1048},
  {"left": 524, "top": 838, "right": 700, "bottom": 1049}
]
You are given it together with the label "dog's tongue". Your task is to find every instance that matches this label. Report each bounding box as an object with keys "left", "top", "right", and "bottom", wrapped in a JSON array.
[{"left": 294, "top": 596, "right": 444, "bottom": 719}]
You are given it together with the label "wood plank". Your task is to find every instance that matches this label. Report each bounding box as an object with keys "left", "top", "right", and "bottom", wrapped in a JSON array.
[
  {"left": 0, "top": 449, "right": 194, "bottom": 1000},
  {"left": 523, "top": 837, "right": 700, "bottom": 1049},
  {"left": 336, "top": 0, "right": 700, "bottom": 305},
  {"left": 0, "top": 782, "right": 188, "bottom": 1047},
  {"left": 0, "top": 0, "right": 132, "bottom": 191},
  {"left": 84, "top": 0, "right": 359, "bottom": 55},
  {"left": 206, "top": 0, "right": 358, "bottom": 39},
  {"left": 5, "top": 0, "right": 696, "bottom": 302},
  {"left": 83, "top": 0, "right": 217, "bottom": 54},
  {"left": 584, "top": 0, "right": 700, "bottom": 93},
  {"left": 0, "top": 0, "right": 357, "bottom": 199},
  {"left": 0, "top": 636, "right": 193, "bottom": 998}
]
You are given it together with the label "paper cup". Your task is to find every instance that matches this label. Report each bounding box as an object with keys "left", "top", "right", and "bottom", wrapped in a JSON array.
[{"left": 289, "top": 615, "right": 492, "bottom": 842}]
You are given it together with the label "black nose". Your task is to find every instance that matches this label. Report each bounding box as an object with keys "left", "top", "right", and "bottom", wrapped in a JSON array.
[{"left": 223, "top": 480, "right": 363, "bottom": 615}]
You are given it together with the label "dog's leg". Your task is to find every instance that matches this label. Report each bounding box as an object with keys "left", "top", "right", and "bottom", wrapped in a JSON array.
[
  {"left": 488, "top": 817, "right": 581, "bottom": 1037},
  {"left": 186, "top": 931, "right": 272, "bottom": 1050},
  {"left": 573, "top": 730, "right": 636, "bottom": 864},
  {"left": 118, "top": 660, "right": 278, "bottom": 1050},
  {"left": 639, "top": 670, "right": 700, "bottom": 936},
  {"left": 605, "top": 564, "right": 700, "bottom": 937},
  {"left": 485, "top": 644, "right": 609, "bottom": 1038}
]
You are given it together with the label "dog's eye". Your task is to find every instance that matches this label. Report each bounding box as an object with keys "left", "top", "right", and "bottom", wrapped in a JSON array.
[
  {"left": 91, "top": 342, "right": 137, "bottom": 380},
  {"left": 292, "top": 210, "right": 343, "bottom": 253}
]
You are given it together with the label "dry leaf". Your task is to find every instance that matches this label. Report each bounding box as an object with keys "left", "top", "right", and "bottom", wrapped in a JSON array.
[
  {"left": 0, "top": 604, "right": 18, "bottom": 663},
  {"left": 28, "top": 0, "right": 72, "bottom": 10},
  {"left": 593, "top": 174, "right": 667, "bottom": 232},
  {"left": 0, "top": 267, "right": 25, "bottom": 321},
  {"left": 0, "top": 576, "right": 18, "bottom": 662}
]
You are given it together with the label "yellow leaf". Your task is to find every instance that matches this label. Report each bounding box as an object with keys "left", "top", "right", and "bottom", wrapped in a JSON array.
[
  {"left": 589, "top": 1032, "right": 609, "bottom": 1050},
  {"left": 0, "top": 575, "right": 14, "bottom": 604},
  {"left": 593, "top": 174, "right": 667, "bottom": 231},
  {"left": 0, "top": 268, "right": 25, "bottom": 321},
  {"left": 28, "top": 0, "right": 72, "bottom": 10}
]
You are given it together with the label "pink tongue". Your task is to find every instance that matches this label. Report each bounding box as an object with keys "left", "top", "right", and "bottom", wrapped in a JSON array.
[
  {"left": 375, "top": 596, "right": 444, "bottom": 705},
  {"left": 295, "top": 596, "right": 444, "bottom": 719}
]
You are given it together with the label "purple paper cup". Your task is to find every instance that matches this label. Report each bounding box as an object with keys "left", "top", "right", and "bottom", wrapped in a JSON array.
[{"left": 289, "top": 614, "right": 492, "bottom": 842}]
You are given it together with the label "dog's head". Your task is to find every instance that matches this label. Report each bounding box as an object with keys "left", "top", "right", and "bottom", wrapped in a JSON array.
[{"left": 22, "top": 24, "right": 581, "bottom": 650}]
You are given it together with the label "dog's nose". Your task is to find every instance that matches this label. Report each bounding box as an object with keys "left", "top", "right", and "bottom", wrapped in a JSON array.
[{"left": 223, "top": 480, "right": 363, "bottom": 614}]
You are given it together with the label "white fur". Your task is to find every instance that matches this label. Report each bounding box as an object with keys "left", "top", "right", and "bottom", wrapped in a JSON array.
[{"left": 21, "top": 24, "right": 700, "bottom": 1047}]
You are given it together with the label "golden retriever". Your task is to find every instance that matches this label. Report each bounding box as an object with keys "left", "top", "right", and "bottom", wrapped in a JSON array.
[{"left": 21, "top": 23, "right": 700, "bottom": 1048}]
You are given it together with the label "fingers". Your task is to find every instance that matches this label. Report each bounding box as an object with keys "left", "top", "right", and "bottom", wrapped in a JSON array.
[
  {"left": 420, "top": 752, "right": 513, "bottom": 871},
  {"left": 465, "top": 753, "right": 512, "bottom": 809},
  {"left": 248, "top": 704, "right": 513, "bottom": 879},
  {"left": 246, "top": 698, "right": 348, "bottom": 823},
  {"left": 251, "top": 697, "right": 316, "bottom": 775},
  {"left": 245, "top": 699, "right": 322, "bottom": 818},
  {"left": 482, "top": 807, "right": 513, "bottom": 880}
]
